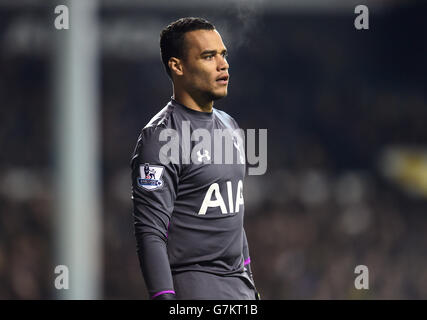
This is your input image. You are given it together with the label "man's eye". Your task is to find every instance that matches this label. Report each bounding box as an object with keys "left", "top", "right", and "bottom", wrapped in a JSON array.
[{"left": 205, "top": 55, "right": 214, "bottom": 60}]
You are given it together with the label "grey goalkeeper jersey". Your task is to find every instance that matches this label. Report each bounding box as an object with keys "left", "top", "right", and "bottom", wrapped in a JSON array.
[{"left": 131, "top": 99, "right": 253, "bottom": 299}]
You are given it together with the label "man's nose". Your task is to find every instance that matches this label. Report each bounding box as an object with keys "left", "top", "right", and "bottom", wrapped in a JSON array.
[{"left": 217, "top": 56, "right": 229, "bottom": 71}]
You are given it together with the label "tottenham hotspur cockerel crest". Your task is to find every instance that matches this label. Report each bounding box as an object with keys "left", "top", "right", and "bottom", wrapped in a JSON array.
[{"left": 137, "top": 163, "right": 164, "bottom": 191}]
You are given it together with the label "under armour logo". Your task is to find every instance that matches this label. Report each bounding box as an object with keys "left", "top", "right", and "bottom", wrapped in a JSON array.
[{"left": 197, "top": 149, "right": 211, "bottom": 162}]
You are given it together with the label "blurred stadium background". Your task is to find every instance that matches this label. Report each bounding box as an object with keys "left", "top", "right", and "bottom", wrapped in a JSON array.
[{"left": 0, "top": 0, "right": 426, "bottom": 299}]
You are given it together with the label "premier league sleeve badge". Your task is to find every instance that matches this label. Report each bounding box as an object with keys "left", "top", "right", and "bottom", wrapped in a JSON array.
[{"left": 137, "top": 163, "right": 165, "bottom": 191}]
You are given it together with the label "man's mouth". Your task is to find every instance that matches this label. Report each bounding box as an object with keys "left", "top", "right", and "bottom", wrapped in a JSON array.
[{"left": 216, "top": 74, "right": 229, "bottom": 85}]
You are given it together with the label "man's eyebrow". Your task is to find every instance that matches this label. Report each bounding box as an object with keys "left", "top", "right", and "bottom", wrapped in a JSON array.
[{"left": 200, "top": 49, "right": 228, "bottom": 56}]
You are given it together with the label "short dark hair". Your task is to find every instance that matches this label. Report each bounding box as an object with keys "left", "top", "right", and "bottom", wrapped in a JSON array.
[{"left": 160, "top": 17, "right": 215, "bottom": 78}]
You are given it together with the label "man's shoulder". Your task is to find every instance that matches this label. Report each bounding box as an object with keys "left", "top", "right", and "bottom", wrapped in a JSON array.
[
  {"left": 133, "top": 101, "right": 176, "bottom": 154},
  {"left": 214, "top": 107, "right": 240, "bottom": 129},
  {"left": 131, "top": 102, "right": 175, "bottom": 166},
  {"left": 143, "top": 101, "right": 175, "bottom": 132}
]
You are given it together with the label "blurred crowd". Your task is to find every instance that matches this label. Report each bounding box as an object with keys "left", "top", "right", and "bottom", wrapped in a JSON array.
[{"left": 1, "top": 5, "right": 427, "bottom": 299}]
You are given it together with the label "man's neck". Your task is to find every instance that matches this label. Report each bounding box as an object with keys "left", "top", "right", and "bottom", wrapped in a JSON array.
[{"left": 173, "top": 90, "right": 213, "bottom": 113}]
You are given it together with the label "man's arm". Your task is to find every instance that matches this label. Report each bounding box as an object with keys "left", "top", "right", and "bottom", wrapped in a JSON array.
[{"left": 131, "top": 126, "right": 179, "bottom": 299}]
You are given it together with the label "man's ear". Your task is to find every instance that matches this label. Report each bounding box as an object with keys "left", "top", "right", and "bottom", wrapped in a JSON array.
[{"left": 169, "top": 57, "right": 184, "bottom": 76}]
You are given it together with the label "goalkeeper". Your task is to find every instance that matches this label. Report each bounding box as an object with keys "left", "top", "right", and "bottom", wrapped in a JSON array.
[{"left": 131, "top": 17, "right": 259, "bottom": 300}]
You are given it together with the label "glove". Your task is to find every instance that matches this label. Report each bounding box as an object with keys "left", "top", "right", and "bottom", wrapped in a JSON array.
[
  {"left": 152, "top": 293, "right": 176, "bottom": 300},
  {"left": 243, "top": 266, "right": 260, "bottom": 300}
]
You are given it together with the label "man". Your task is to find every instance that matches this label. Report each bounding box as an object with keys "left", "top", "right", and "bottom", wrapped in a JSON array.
[{"left": 131, "top": 17, "right": 259, "bottom": 300}]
